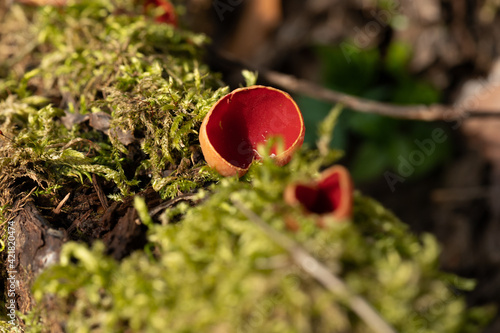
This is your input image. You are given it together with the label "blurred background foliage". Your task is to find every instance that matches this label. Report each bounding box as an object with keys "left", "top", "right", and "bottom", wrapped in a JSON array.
[{"left": 296, "top": 41, "right": 451, "bottom": 183}]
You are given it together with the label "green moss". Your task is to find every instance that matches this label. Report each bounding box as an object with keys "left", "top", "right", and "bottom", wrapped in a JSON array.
[
  {"left": 30, "top": 152, "right": 494, "bottom": 332},
  {"left": 0, "top": 0, "right": 226, "bottom": 201},
  {"left": 0, "top": 1, "right": 496, "bottom": 332}
]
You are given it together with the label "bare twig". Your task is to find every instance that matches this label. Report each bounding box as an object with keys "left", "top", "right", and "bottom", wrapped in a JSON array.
[
  {"left": 431, "top": 186, "right": 494, "bottom": 202},
  {"left": 92, "top": 174, "right": 109, "bottom": 210},
  {"left": 214, "top": 51, "right": 499, "bottom": 121},
  {"left": 149, "top": 193, "right": 198, "bottom": 217},
  {"left": 0, "top": 130, "right": 14, "bottom": 142},
  {"left": 262, "top": 70, "right": 458, "bottom": 121},
  {"left": 232, "top": 197, "right": 398, "bottom": 333},
  {"left": 53, "top": 192, "right": 71, "bottom": 214}
]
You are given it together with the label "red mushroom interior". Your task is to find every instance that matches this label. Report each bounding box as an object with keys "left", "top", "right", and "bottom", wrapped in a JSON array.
[
  {"left": 294, "top": 172, "right": 342, "bottom": 214},
  {"left": 315, "top": 171, "right": 342, "bottom": 214},
  {"left": 205, "top": 88, "right": 303, "bottom": 169},
  {"left": 293, "top": 185, "right": 319, "bottom": 211}
]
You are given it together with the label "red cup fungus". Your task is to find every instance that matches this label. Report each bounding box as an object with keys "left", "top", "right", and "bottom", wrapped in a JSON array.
[
  {"left": 144, "top": 0, "right": 178, "bottom": 26},
  {"left": 199, "top": 85, "right": 305, "bottom": 177},
  {"left": 284, "top": 165, "right": 353, "bottom": 227}
]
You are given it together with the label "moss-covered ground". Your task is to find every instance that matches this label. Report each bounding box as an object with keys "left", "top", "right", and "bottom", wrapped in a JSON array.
[{"left": 0, "top": 1, "right": 496, "bottom": 332}]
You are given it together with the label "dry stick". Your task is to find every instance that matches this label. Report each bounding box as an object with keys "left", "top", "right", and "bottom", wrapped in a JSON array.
[
  {"left": 262, "top": 70, "right": 456, "bottom": 121},
  {"left": 0, "top": 130, "right": 14, "bottom": 142},
  {"left": 92, "top": 174, "right": 109, "bottom": 210},
  {"left": 231, "top": 198, "right": 398, "bottom": 333},
  {"left": 149, "top": 193, "right": 198, "bottom": 217},
  {"left": 53, "top": 192, "right": 71, "bottom": 214},
  {"left": 215, "top": 51, "right": 498, "bottom": 121},
  {"left": 431, "top": 186, "right": 495, "bottom": 202}
]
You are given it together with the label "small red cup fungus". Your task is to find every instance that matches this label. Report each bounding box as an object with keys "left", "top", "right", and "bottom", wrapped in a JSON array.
[
  {"left": 144, "top": 0, "right": 178, "bottom": 26},
  {"left": 199, "top": 85, "right": 305, "bottom": 177},
  {"left": 284, "top": 165, "right": 353, "bottom": 227}
]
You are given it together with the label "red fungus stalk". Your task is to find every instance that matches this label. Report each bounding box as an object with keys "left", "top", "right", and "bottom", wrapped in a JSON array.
[
  {"left": 199, "top": 85, "right": 305, "bottom": 177},
  {"left": 284, "top": 165, "right": 353, "bottom": 227}
]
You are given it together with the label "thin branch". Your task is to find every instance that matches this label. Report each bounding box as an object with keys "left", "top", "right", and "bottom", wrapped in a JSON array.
[
  {"left": 214, "top": 51, "right": 499, "bottom": 121},
  {"left": 262, "top": 70, "right": 457, "bottom": 121},
  {"left": 0, "top": 130, "right": 14, "bottom": 142},
  {"left": 231, "top": 197, "right": 398, "bottom": 333},
  {"left": 431, "top": 186, "right": 493, "bottom": 202},
  {"left": 53, "top": 192, "right": 71, "bottom": 214},
  {"left": 149, "top": 193, "right": 198, "bottom": 217},
  {"left": 92, "top": 174, "right": 109, "bottom": 210}
]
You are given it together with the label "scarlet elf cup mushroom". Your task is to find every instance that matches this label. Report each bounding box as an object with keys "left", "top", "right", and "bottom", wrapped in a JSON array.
[
  {"left": 144, "top": 0, "right": 178, "bottom": 26},
  {"left": 199, "top": 86, "right": 305, "bottom": 177},
  {"left": 284, "top": 165, "right": 354, "bottom": 227}
]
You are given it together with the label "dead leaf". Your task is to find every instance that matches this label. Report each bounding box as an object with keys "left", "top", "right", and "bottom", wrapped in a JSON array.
[
  {"left": 61, "top": 110, "right": 88, "bottom": 130},
  {"left": 109, "top": 126, "right": 136, "bottom": 146},
  {"left": 62, "top": 111, "right": 136, "bottom": 146}
]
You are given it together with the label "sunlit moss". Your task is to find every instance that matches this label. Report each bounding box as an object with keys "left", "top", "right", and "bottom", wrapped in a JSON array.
[
  {"left": 30, "top": 160, "right": 495, "bottom": 332},
  {"left": 0, "top": 0, "right": 226, "bottom": 201},
  {"left": 0, "top": 1, "right": 496, "bottom": 332}
]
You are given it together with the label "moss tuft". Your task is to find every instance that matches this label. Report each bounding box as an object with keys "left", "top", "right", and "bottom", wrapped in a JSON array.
[{"left": 0, "top": 1, "right": 495, "bottom": 332}]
